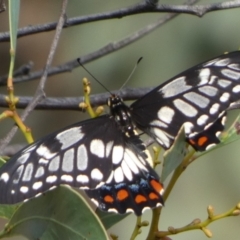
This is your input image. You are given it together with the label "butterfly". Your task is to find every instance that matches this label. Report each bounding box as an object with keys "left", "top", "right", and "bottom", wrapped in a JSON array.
[{"left": 0, "top": 51, "right": 240, "bottom": 216}]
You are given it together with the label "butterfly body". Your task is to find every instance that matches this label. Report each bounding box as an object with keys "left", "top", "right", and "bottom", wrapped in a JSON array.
[{"left": 1, "top": 51, "right": 240, "bottom": 215}]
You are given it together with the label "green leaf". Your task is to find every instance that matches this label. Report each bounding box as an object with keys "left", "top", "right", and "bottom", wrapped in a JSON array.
[
  {"left": 8, "top": 0, "right": 20, "bottom": 52},
  {"left": 161, "top": 126, "right": 187, "bottom": 182},
  {"left": 97, "top": 209, "right": 129, "bottom": 229},
  {"left": 0, "top": 187, "right": 109, "bottom": 240}
]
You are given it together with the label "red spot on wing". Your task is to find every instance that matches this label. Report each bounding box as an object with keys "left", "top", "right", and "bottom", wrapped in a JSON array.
[
  {"left": 149, "top": 192, "right": 159, "bottom": 200},
  {"left": 197, "top": 136, "right": 208, "bottom": 146},
  {"left": 135, "top": 194, "right": 147, "bottom": 203},
  {"left": 104, "top": 195, "right": 114, "bottom": 203},
  {"left": 150, "top": 179, "right": 163, "bottom": 193},
  {"left": 117, "top": 189, "right": 129, "bottom": 201}
]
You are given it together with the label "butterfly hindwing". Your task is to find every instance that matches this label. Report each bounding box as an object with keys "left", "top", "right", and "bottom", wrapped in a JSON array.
[{"left": 131, "top": 51, "right": 240, "bottom": 151}]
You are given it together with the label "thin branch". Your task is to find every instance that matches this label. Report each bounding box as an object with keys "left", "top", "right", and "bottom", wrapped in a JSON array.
[
  {"left": 0, "top": 89, "right": 240, "bottom": 111},
  {"left": 0, "top": 0, "right": 197, "bottom": 86},
  {"left": 0, "top": 1, "right": 240, "bottom": 42},
  {"left": 0, "top": 0, "right": 6, "bottom": 13},
  {"left": 0, "top": 87, "right": 153, "bottom": 110},
  {"left": 0, "top": 0, "right": 69, "bottom": 154}
]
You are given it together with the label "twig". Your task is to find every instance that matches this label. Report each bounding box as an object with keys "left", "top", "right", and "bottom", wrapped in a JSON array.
[
  {"left": 0, "top": 0, "right": 197, "bottom": 85},
  {"left": 0, "top": 89, "right": 240, "bottom": 111},
  {"left": 0, "top": 1, "right": 240, "bottom": 42},
  {"left": 0, "top": 0, "right": 69, "bottom": 154},
  {"left": 0, "top": 0, "right": 5, "bottom": 13}
]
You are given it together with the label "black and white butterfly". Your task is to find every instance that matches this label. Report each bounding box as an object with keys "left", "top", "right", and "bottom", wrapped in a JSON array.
[{"left": 1, "top": 51, "right": 240, "bottom": 216}]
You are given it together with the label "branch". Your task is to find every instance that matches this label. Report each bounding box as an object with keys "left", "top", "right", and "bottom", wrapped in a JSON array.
[
  {"left": 0, "top": 1, "right": 240, "bottom": 42},
  {"left": 0, "top": 0, "right": 198, "bottom": 86},
  {"left": 0, "top": 0, "right": 68, "bottom": 154},
  {"left": 0, "top": 87, "right": 153, "bottom": 110},
  {"left": 156, "top": 203, "right": 240, "bottom": 238}
]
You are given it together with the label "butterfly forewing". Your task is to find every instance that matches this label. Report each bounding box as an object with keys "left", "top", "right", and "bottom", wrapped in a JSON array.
[
  {"left": 131, "top": 51, "right": 240, "bottom": 150},
  {"left": 0, "top": 115, "right": 128, "bottom": 203}
]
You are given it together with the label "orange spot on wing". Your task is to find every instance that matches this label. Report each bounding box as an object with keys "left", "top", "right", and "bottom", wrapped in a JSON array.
[
  {"left": 150, "top": 179, "right": 163, "bottom": 193},
  {"left": 104, "top": 195, "right": 114, "bottom": 203},
  {"left": 135, "top": 194, "right": 147, "bottom": 203},
  {"left": 197, "top": 136, "right": 208, "bottom": 146},
  {"left": 117, "top": 189, "right": 129, "bottom": 201},
  {"left": 149, "top": 192, "right": 159, "bottom": 200}
]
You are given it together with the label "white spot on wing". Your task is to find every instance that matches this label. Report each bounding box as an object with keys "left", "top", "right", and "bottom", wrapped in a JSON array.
[
  {"left": 76, "top": 174, "right": 89, "bottom": 183},
  {"left": 198, "top": 68, "right": 210, "bottom": 85},
  {"left": 228, "top": 63, "right": 240, "bottom": 71},
  {"left": 20, "top": 186, "right": 29, "bottom": 193},
  {"left": 214, "top": 58, "right": 230, "bottom": 66},
  {"left": 184, "top": 122, "right": 194, "bottom": 134},
  {"left": 150, "top": 120, "right": 168, "bottom": 128},
  {"left": 105, "top": 141, "right": 114, "bottom": 157},
  {"left": 232, "top": 85, "right": 240, "bottom": 93},
  {"left": 36, "top": 145, "right": 57, "bottom": 159},
  {"left": 220, "top": 92, "right": 230, "bottom": 102},
  {"left": 90, "top": 139, "right": 105, "bottom": 158},
  {"left": 112, "top": 145, "right": 124, "bottom": 165},
  {"left": 221, "top": 69, "right": 240, "bottom": 80},
  {"left": 197, "top": 115, "right": 209, "bottom": 126},
  {"left": 106, "top": 171, "right": 113, "bottom": 184},
  {"left": 121, "top": 160, "right": 133, "bottom": 181},
  {"left": 35, "top": 166, "right": 44, "bottom": 178},
  {"left": 91, "top": 168, "right": 103, "bottom": 181},
  {"left": 173, "top": 99, "right": 198, "bottom": 117},
  {"left": 17, "top": 152, "right": 30, "bottom": 164},
  {"left": 48, "top": 156, "right": 60, "bottom": 172},
  {"left": 114, "top": 167, "right": 124, "bottom": 183},
  {"left": 77, "top": 144, "right": 88, "bottom": 171},
  {"left": 0, "top": 173, "right": 9, "bottom": 182},
  {"left": 209, "top": 103, "right": 220, "bottom": 115},
  {"left": 198, "top": 86, "right": 218, "bottom": 97},
  {"left": 38, "top": 158, "right": 48, "bottom": 165},
  {"left": 152, "top": 128, "right": 172, "bottom": 149},
  {"left": 13, "top": 165, "right": 24, "bottom": 184},
  {"left": 184, "top": 92, "right": 210, "bottom": 108},
  {"left": 32, "top": 181, "right": 43, "bottom": 190},
  {"left": 22, "top": 163, "right": 34, "bottom": 182},
  {"left": 125, "top": 149, "right": 147, "bottom": 171},
  {"left": 124, "top": 150, "right": 139, "bottom": 174},
  {"left": 160, "top": 76, "right": 191, "bottom": 98},
  {"left": 62, "top": 148, "right": 74, "bottom": 172},
  {"left": 218, "top": 79, "right": 231, "bottom": 88},
  {"left": 46, "top": 175, "right": 57, "bottom": 183},
  {"left": 56, "top": 127, "right": 84, "bottom": 150},
  {"left": 157, "top": 106, "right": 175, "bottom": 124},
  {"left": 61, "top": 174, "right": 73, "bottom": 182}
]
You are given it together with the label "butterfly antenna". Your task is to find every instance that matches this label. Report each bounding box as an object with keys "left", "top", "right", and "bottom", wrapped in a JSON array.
[
  {"left": 77, "top": 58, "right": 112, "bottom": 94},
  {"left": 120, "top": 57, "right": 143, "bottom": 90}
]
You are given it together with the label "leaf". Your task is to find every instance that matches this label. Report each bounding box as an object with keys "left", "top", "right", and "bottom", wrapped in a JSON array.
[
  {"left": 8, "top": 0, "right": 20, "bottom": 52},
  {"left": 161, "top": 126, "right": 187, "bottom": 182},
  {"left": 0, "top": 186, "right": 109, "bottom": 240}
]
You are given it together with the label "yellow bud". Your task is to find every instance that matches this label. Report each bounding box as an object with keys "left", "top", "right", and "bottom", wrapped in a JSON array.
[
  {"left": 141, "top": 220, "right": 149, "bottom": 226},
  {"left": 236, "top": 202, "right": 240, "bottom": 209},
  {"left": 168, "top": 226, "right": 176, "bottom": 233},
  {"left": 207, "top": 205, "right": 214, "bottom": 219},
  {"left": 96, "top": 106, "right": 104, "bottom": 115},
  {"left": 232, "top": 210, "right": 240, "bottom": 216},
  {"left": 79, "top": 102, "right": 88, "bottom": 110},
  {"left": 191, "top": 218, "right": 201, "bottom": 225},
  {"left": 202, "top": 227, "right": 213, "bottom": 238}
]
